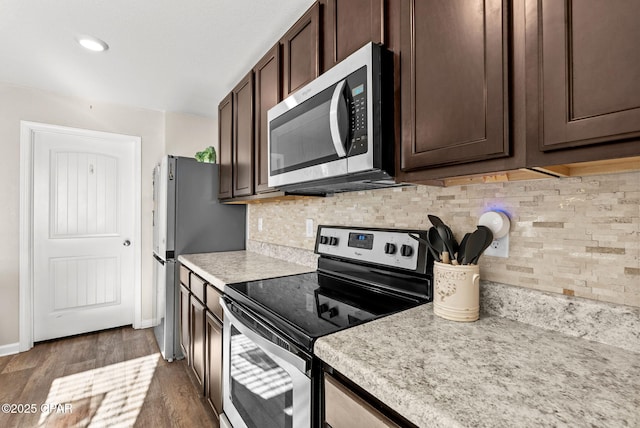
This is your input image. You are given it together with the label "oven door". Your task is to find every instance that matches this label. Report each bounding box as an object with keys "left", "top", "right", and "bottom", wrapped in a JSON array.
[{"left": 222, "top": 298, "right": 311, "bottom": 428}]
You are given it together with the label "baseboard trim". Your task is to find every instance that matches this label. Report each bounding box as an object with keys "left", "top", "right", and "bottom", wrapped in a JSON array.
[
  {"left": 0, "top": 342, "right": 20, "bottom": 357},
  {"left": 135, "top": 319, "right": 157, "bottom": 329}
]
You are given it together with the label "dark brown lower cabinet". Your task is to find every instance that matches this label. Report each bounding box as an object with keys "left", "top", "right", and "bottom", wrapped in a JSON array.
[
  {"left": 190, "top": 297, "right": 206, "bottom": 388},
  {"left": 205, "top": 311, "right": 223, "bottom": 417},
  {"left": 179, "top": 284, "right": 190, "bottom": 363},
  {"left": 178, "top": 265, "right": 225, "bottom": 421},
  {"left": 324, "top": 374, "right": 400, "bottom": 428}
]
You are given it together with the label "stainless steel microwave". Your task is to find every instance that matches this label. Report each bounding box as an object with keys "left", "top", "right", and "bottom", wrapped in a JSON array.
[{"left": 267, "top": 42, "right": 395, "bottom": 194}]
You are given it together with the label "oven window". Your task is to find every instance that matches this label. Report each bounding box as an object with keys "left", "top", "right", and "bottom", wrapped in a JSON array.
[{"left": 230, "top": 326, "right": 293, "bottom": 428}]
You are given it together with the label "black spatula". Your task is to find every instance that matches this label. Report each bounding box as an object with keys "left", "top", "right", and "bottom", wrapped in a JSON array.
[{"left": 462, "top": 226, "right": 493, "bottom": 265}]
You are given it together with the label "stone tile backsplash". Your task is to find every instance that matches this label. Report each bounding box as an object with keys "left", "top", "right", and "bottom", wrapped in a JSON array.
[{"left": 248, "top": 171, "right": 640, "bottom": 307}]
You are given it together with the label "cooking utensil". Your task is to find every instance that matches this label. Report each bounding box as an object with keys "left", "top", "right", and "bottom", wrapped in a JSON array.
[
  {"left": 470, "top": 226, "right": 494, "bottom": 264},
  {"left": 427, "top": 215, "right": 460, "bottom": 256},
  {"left": 436, "top": 225, "right": 457, "bottom": 260},
  {"left": 428, "top": 214, "right": 445, "bottom": 228},
  {"left": 456, "top": 232, "right": 471, "bottom": 264},
  {"left": 430, "top": 227, "right": 450, "bottom": 261},
  {"left": 408, "top": 232, "right": 440, "bottom": 262},
  {"left": 462, "top": 226, "right": 493, "bottom": 265}
]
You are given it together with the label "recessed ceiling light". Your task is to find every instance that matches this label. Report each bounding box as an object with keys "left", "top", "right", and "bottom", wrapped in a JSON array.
[{"left": 78, "top": 36, "right": 109, "bottom": 52}]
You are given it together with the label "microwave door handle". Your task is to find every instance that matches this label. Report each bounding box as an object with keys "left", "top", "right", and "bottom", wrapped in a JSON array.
[{"left": 329, "top": 79, "right": 348, "bottom": 158}]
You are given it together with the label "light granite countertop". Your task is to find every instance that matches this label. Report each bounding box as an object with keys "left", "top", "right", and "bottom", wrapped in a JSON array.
[
  {"left": 179, "top": 247, "right": 640, "bottom": 427},
  {"left": 178, "top": 251, "right": 315, "bottom": 291},
  {"left": 315, "top": 303, "right": 640, "bottom": 428}
]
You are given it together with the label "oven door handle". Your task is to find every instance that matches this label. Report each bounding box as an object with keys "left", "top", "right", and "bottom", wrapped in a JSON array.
[{"left": 221, "top": 298, "right": 310, "bottom": 375}]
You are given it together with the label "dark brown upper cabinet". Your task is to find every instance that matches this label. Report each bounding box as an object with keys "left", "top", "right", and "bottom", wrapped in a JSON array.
[
  {"left": 282, "top": 2, "right": 320, "bottom": 97},
  {"left": 399, "top": 0, "right": 510, "bottom": 173},
  {"left": 321, "top": 0, "right": 385, "bottom": 72},
  {"left": 217, "top": 94, "right": 233, "bottom": 199},
  {"left": 253, "top": 44, "right": 281, "bottom": 194},
  {"left": 232, "top": 72, "right": 255, "bottom": 197},
  {"left": 525, "top": 0, "right": 640, "bottom": 166}
]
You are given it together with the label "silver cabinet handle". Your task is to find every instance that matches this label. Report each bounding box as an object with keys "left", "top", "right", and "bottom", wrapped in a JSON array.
[{"left": 123, "top": 240, "right": 131, "bottom": 247}]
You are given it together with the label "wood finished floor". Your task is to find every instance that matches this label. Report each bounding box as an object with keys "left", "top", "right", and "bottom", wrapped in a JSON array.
[{"left": 0, "top": 326, "right": 218, "bottom": 428}]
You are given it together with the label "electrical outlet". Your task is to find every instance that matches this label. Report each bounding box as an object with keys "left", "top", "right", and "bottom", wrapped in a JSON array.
[
  {"left": 305, "top": 219, "right": 314, "bottom": 237},
  {"left": 484, "top": 236, "right": 509, "bottom": 258},
  {"left": 258, "top": 217, "right": 263, "bottom": 232}
]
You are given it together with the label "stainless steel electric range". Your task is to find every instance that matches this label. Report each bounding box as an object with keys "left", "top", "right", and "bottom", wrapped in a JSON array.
[{"left": 220, "top": 225, "right": 434, "bottom": 428}]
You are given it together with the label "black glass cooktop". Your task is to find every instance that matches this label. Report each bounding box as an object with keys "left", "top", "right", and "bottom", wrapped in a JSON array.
[{"left": 224, "top": 271, "right": 427, "bottom": 351}]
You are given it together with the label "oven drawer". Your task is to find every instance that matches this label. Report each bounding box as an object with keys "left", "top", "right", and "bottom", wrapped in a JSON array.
[
  {"left": 190, "top": 274, "right": 206, "bottom": 304},
  {"left": 206, "top": 284, "right": 223, "bottom": 321}
]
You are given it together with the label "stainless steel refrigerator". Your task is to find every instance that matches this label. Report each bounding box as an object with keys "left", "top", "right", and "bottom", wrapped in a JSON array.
[{"left": 152, "top": 155, "right": 245, "bottom": 361}]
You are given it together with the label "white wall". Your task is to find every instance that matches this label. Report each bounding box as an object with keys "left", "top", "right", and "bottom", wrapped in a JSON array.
[
  {"left": 165, "top": 111, "right": 217, "bottom": 158},
  {"left": 0, "top": 82, "right": 216, "bottom": 348}
]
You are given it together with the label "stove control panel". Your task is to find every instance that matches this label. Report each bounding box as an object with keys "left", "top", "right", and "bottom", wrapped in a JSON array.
[{"left": 315, "top": 226, "right": 427, "bottom": 271}]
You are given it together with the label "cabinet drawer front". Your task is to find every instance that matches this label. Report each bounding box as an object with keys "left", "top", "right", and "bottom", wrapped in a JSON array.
[
  {"left": 179, "top": 265, "right": 190, "bottom": 287},
  {"left": 190, "top": 274, "right": 206, "bottom": 304},
  {"left": 206, "top": 284, "right": 223, "bottom": 321},
  {"left": 324, "top": 374, "right": 399, "bottom": 428}
]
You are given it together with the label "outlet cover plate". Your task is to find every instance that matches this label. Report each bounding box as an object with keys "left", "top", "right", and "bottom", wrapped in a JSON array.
[
  {"left": 305, "top": 219, "right": 314, "bottom": 237},
  {"left": 484, "top": 235, "right": 509, "bottom": 258}
]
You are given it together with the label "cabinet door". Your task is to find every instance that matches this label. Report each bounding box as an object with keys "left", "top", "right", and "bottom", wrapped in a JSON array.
[
  {"left": 324, "top": 374, "right": 399, "bottom": 428},
  {"left": 282, "top": 2, "right": 320, "bottom": 97},
  {"left": 232, "top": 72, "right": 255, "bottom": 197},
  {"left": 218, "top": 93, "right": 233, "bottom": 199},
  {"left": 179, "top": 284, "right": 190, "bottom": 363},
  {"left": 190, "top": 297, "right": 206, "bottom": 389},
  {"left": 533, "top": 0, "right": 640, "bottom": 152},
  {"left": 322, "top": 0, "right": 384, "bottom": 71},
  {"left": 254, "top": 44, "right": 281, "bottom": 193},
  {"left": 205, "top": 312, "right": 223, "bottom": 417},
  {"left": 400, "top": 0, "right": 509, "bottom": 171}
]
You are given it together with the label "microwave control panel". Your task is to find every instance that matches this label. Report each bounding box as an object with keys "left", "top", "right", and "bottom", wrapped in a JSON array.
[{"left": 347, "top": 67, "right": 369, "bottom": 157}]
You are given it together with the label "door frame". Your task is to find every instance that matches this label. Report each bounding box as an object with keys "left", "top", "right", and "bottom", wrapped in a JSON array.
[{"left": 19, "top": 121, "right": 142, "bottom": 352}]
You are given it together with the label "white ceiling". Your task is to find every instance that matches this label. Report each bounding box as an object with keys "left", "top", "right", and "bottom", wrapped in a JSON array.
[{"left": 0, "top": 0, "right": 315, "bottom": 117}]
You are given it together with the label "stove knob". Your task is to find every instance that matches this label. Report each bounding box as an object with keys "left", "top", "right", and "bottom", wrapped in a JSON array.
[
  {"left": 384, "top": 243, "right": 397, "bottom": 254},
  {"left": 320, "top": 236, "right": 329, "bottom": 245},
  {"left": 400, "top": 244, "right": 414, "bottom": 257},
  {"left": 329, "top": 237, "right": 339, "bottom": 246},
  {"left": 327, "top": 307, "right": 338, "bottom": 318}
]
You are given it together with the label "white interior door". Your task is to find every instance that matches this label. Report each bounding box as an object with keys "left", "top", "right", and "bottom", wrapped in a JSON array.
[{"left": 32, "top": 129, "right": 136, "bottom": 341}]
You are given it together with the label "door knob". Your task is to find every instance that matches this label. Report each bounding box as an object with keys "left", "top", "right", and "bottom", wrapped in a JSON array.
[{"left": 123, "top": 240, "right": 131, "bottom": 247}]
